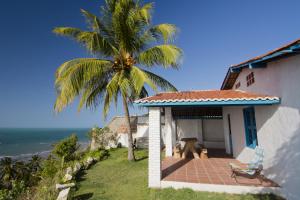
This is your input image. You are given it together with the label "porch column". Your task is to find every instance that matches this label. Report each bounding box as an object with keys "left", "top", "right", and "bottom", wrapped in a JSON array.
[
  {"left": 148, "top": 107, "right": 161, "bottom": 187},
  {"left": 165, "top": 107, "right": 174, "bottom": 157}
]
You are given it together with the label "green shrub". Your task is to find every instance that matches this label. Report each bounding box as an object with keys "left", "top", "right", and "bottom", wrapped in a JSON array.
[
  {"left": 84, "top": 149, "right": 109, "bottom": 161},
  {"left": 52, "top": 134, "right": 79, "bottom": 167},
  {"left": 31, "top": 176, "right": 58, "bottom": 200},
  {"left": 0, "top": 189, "right": 11, "bottom": 200},
  {"left": 0, "top": 181, "right": 26, "bottom": 200},
  {"left": 41, "top": 155, "right": 59, "bottom": 178}
]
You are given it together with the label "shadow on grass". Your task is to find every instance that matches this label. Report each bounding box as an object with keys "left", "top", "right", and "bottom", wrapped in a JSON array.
[
  {"left": 75, "top": 170, "right": 88, "bottom": 182},
  {"left": 248, "top": 193, "right": 285, "bottom": 200},
  {"left": 73, "top": 192, "right": 94, "bottom": 200},
  {"left": 135, "top": 156, "right": 148, "bottom": 162},
  {"left": 134, "top": 148, "right": 148, "bottom": 162}
]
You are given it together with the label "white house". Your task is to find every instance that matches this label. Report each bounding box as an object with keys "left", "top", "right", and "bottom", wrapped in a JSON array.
[
  {"left": 109, "top": 115, "right": 166, "bottom": 148},
  {"left": 134, "top": 38, "right": 300, "bottom": 199}
]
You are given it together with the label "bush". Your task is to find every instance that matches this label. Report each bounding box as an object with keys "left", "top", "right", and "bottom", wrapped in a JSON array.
[
  {"left": 41, "top": 155, "right": 59, "bottom": 178},
  {"left": 84, "top": 149, "right": 109, "bottom": 161},
  {"left": 31, "top": 176, "right": 58, "bottom": 200},
  {"left": 0, "top": 181, "right": 26, "bottom": 200},
  {"left": 52, "top": 134, "right": 79, "bottom": 167}
]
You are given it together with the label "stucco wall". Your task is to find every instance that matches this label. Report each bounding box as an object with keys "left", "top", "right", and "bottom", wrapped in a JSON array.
[
  {"left": 202, "top": 119, "right": 225, "bottom": 149},
  {"left": 177, "top": 119, "right": 202, "bottom": 141},
  {"left": 222, "top": 106, "right": 254, "bottom": 162},
  {"left": 230, "top": 54, "right": 300, "bottom": 199},
  {"left": 136, "top": 123, "right": 166, "bottom": 144},
  {"left": 176, "top": 119, "right": 225, "bottom": 149}
]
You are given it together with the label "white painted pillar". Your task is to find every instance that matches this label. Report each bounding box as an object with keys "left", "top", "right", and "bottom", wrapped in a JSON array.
[
  {"left": 222, "top": 107, "right": 231, "bottom": 154},
  {"left": 165, "top": 107, "right": 173, "bottom": 157},
  {"left": 172, "top": 117, "right": 176, "bottom": 146},
  {"left": 148, "top": 107, "right": 161, "bottom": 187}
]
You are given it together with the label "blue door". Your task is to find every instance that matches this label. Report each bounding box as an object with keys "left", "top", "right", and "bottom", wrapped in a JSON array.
[{"left": 243, "top": 107, "right": 258, "bottom": 148}]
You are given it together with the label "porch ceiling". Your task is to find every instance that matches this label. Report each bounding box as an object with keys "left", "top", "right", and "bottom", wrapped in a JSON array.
[{"left": 172, "top": 106, "right": 222, "bottom": 119}]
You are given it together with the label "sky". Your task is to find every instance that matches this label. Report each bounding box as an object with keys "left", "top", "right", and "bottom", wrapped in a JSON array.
[{"left": 1, "top": 0, "right": 300, "bottom": 128}]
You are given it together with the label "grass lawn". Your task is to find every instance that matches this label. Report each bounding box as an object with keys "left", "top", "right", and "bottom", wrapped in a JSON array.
[{"left": 73, "top": 148, "right": 282, "bottom": 200}]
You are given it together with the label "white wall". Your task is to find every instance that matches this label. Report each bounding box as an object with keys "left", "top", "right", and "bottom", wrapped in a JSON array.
[
  {"left": 202, "top": 119, "right": 225, "bottom": 149},
  {"left": 176, "top": 119, "right": 224, "bottom": 149},
  {"left": 177, "top": 119, "right": 202, "bottom": 141},
  {"left": 136, "top": 125, "right": 149, "bottom": 138},
  {"left": 230, "top": 54, "right": 300, "bottom": 200},
  {"left": 117, "top": 133, "right": 129, "bottom": 147},
  {"left": 222, "top": 106, "right": 255, "bottom": 162},
  {"left": 136, "top": 123, "right": 166, "bottom": 144}
]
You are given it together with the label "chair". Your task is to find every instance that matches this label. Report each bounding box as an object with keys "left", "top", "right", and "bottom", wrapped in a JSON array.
[{"left": 229, "top": 146, "right": 264, "bottom": 184}]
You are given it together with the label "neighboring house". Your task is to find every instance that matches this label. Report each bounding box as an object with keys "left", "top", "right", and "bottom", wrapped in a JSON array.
[
  {"left": 108, "top": 115, "right": 166, "bottom": 148},
  {"left": 135, "top": 39, "right": 300, "bottom": 199}
]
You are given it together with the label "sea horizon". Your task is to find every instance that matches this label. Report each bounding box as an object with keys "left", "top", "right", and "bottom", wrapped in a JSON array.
[{"left": 0, "top": 128, "right": 91, "bottom": 160}]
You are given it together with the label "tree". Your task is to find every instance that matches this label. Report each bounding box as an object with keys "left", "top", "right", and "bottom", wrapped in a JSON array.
[
  {"left": 53, "top": 0, "right": 183, "bottom": 161},
  {"left": 13, "top": 161, "right": 27, "bottom": 182},
  {"left": 27, "top": 155, "right": 42, "bottom": 173},
  {"left": 0, "top": 157, "right": 15, "bottom": 189}
]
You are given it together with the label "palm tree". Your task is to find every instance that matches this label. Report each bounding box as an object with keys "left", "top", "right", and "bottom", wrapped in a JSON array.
[
  {"left": 13, "top": 161, "right": 27, "bottom": 181},
  {"left": 53, "top": 0, "right": 183, "bottom": 161},
  {"left": 26, "top": 155, "right": 42, "bottom": 186},
  {"left": 0, "top": 157, "right": 15, "bottom": 189},
  {"left": 27, "top": 155, "right": 42, "bottom": 173}
]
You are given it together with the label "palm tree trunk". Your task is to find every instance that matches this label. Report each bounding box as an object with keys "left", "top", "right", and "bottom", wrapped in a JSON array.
[{"left": 122, "top": 95, "right": 135, "bottom": 161}]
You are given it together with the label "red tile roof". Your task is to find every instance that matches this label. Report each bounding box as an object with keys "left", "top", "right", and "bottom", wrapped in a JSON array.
[{"left": 135, "top": 90, "right": 279, "bottom": 103}]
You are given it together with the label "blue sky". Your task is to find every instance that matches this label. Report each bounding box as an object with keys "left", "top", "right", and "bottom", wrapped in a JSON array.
[{"left": 1, "top": 0, "right": 300, "bottom": 128}]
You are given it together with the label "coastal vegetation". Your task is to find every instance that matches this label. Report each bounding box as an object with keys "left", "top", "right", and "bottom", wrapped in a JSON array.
[
  {"left": 0, "top": 128, "right": 112, "bottom": 200},
  {"left": 0, "top": 155, "right": 41, "bottom": 199},
  {"left": 53, "top": 0, "right": 183, "bottom": 161}
]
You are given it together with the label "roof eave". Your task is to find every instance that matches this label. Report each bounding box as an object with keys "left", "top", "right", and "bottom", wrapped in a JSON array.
[
  {"left": 134, "top": 99, "right": 281, "bottom": 107},
  {"left": 221, "top": 41, "right": 300, "bottom": 90}
]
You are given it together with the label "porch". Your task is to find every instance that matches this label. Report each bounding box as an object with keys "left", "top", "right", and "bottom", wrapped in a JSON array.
[
  {"left": 162, "top": 149, "right": 277, "bottom": 187},
  {"left": 134, "top": 90, "right": 281, "bottom": 194}
]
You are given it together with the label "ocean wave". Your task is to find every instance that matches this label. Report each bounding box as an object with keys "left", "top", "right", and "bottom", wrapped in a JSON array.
[
  {"left": 39, "top": 142, "right": 50, "bottom": 145},
  {"left": 0, "top": 150, "right": 52, "bottom": 161},
  {"left": 0, "top": 142, "right": 90, "bottom": 161}
]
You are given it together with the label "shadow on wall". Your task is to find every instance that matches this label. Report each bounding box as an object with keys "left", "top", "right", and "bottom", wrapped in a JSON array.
[
  {"left": 264, "top": 125, "right": 300, "bottom": 200},
  {"left": 254, "top": 105, "right": 300, "bottom": 199}
]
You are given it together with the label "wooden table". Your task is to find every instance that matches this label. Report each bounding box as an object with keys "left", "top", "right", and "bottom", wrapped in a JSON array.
[{"left": 181, "top": 137, "right": 199, "bottom": 159}]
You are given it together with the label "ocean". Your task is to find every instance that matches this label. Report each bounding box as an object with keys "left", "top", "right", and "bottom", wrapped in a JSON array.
[{"left": 0, "top": 128, "right": 90, "bottom": 160}]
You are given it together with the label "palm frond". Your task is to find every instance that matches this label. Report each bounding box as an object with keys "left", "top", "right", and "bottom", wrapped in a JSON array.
[
  {"left": 103, "top": 72, "right": 121, "bottom": 116},
  {"left": 130, "top": 66, "right": 156, "bottom": 94},
  {"left": 78, "top": 73, "right": 109, "bottom": 111},
  {"left": 53, "top": 27, "right": 115, "bottom": 56},
  {"left": 136, "top": 2, "right": 153, "bottom": 24},
  {"left": 137, "top": 44, "right": 183, "bottom": 68},
  {"left": 148, "top": 24, "right": 178, "bottom": 43},
  {"left": 55, "top": 59, "right": 112, "bottom": 112},
  {"left": 142, "top": 69, "right": 177, "bottom": 92},
  {"left": 80, "top": 9, "right": 101, "bottom": 32}
]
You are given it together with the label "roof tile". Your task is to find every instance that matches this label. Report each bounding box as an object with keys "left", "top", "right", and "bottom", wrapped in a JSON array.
[{"left": 135, "top": 90, "right": 279, "bottom": 103}]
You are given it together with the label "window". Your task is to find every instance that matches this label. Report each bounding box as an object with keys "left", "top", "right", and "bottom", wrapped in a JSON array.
[
  {"left": 246, "top": 72, "right": 255, "bottom": 86},
  {"left": 235, "top": 82, "right": 241, "bottom": 89},
  {"left": 243, "top": 107, "right": 258, "bottom": 148}
]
